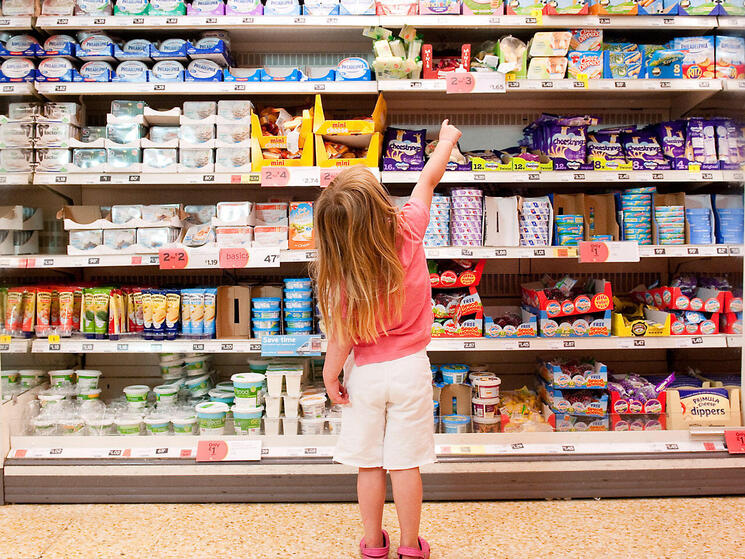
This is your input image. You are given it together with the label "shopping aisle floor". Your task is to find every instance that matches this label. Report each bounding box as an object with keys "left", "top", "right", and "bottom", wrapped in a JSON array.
[{"left": 1, "top": 497, "right": 742, "bottom": 559}]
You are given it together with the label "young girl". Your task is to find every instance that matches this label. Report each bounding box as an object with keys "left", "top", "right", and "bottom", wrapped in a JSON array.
[{"left": 313, "top": 120, "right": 462, "bottom": 559}]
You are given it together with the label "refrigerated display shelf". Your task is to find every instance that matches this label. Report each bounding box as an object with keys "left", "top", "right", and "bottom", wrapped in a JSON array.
[
  {"left": 0, "top": 16, "right": 32, "bottom": 30},
  {"left": 382, "top": 170, "right": 745, "bottom": 184},
  {"left": 18, "top": 334, "right": 737, "bottom": 355}
]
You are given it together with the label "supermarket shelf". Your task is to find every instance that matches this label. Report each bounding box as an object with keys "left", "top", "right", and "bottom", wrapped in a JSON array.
[
  {"left": 0, "top": 173, "right": 32, "bottom": 185},
  {"left": 34, "top": 81, "right": 378, "bottom": 97},
  {"left": 727, "top": 335, "right": 743, "bottom": 348},
  {"left": 21, "top": 254, "right": 161, "bottom": 269},
  {"left": 724, "top": 80, "right": 745, "bottom": 92},
  {"left": 0, "top": 83, "right": 35, "bottom": 97},
  {"left": 24, "top": 334, "right": 738, "bottom": 354},
  {"left": 0, "top": 339, "right": 31, "bottom": 354},
  {"left": 379, "top": 15, "right": 717, "bottom": 29},
  {"left": 717, "top": 16, "right": 745, "bottom": 30},
  {"left": 34, "top": 172, "right": 261, "bottom": 186},
  {"left": 0, "top": 16, "right": 33, "bottom": 30},
  {"left": 382, "top": 169, "right": 744, "bottom": 184},
  {"left": 0, "top": 256, "right": 30, "bottom": 269}
]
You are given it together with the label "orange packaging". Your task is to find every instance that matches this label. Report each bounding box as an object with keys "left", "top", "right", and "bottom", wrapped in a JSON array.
[
  {"left": 36, "top": 287, "right": 52, "bottom": 333},
  {"left": 58, "top": 288, "right": 74, "bottom": 334},
  {"left": 21, "top": 287, "right": 36, "bottom": 335},
  {"left": 5, "top": 287, "right": 24, "bottom": 333},
  {"left": 51, "top": 287, "right": 60, "bottom": 327},
  {"left": 72, "top": 287, "right": 83, "bottom": 332}
]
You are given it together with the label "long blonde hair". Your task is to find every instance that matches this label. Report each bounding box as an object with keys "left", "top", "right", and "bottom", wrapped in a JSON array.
[{"left": 312, "top": 166, "right": 405, "bottom": 345}]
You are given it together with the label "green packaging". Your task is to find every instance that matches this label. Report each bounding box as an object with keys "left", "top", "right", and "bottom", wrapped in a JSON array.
[{"left": 147, "top": 0, "right": 187, "bottom": 15}]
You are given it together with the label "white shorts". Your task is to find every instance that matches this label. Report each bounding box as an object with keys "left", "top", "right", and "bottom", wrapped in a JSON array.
[{"left": 334, "top": 349, "right": 436, "bottom": 471}]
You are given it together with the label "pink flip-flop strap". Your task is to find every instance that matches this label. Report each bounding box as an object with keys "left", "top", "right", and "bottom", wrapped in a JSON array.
[
  {"left": 397, "top": 547, "right": 425, "bottom": 559},
  {"left": 361, "top": 530, "right": 390, "bottom": 559}
]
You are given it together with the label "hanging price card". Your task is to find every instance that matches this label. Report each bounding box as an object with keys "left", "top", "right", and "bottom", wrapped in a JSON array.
[
  {"left": 261, "top": 166, "right": 291, "bottom": 187},
  {"left": 159, "top": 248, "right": 188, "bottom": 269},
  {"left": 320, "top": 167, "right": 343, "bottom": 187},
  {"left": 446, "top": 72, "right": 505, "bottom": 94},
  {"left": 725, "top": 430, "right": 745, "bottom": 454},
  {"left": 446, "top": 73, "right": 475, "bottom": 93},
  {"left": 578, "top": 241, "right": 640, "bottom": 263},
  {"left": 218, "top": 247, "right": 250, "bottom": 268},
  {"left": 196, "top": 440, "right": 262, "bottom": 462}
]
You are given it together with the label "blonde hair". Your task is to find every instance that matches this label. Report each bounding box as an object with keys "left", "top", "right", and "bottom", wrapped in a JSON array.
[{"left": 312, "top": 166, "right": 405, "bottom": 345}]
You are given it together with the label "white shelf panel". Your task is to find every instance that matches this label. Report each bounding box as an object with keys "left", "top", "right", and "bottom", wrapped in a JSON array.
[
  {"left": 0, "top": 16, "right": 33, "bottom": 29},
  {"left": 34, "top": 80, "right": 377, "bottom": 96},
  {"left": 0, "top": 173, "right": 32, "bottom": 185},
  {"left": 24, "top": 334, "right": 737, "bottom": 354},
  {"left": 0, "top": 256, "right": 29, "bottom": 269},
  {"left": 0, "top": 83, "right": 35, "bottom": 96},
  {"left": 23, "top": 254, "right": 161, "bottom": 269},
  {"left": 383, "top": 169, "right": 741, "bottom": 184},
  {"left": 34, "top": 172, "right": 260, "bottom": 186},
  {"left": 379, "top": 14, "right": 716, "bottom": 29},
  {"left": 717, "top": 16, "right": 745, "bottom": 30},
  {"left": 0, "top": 339, "right": 31, "bottom": 354},
  {"left": 36, "top": 14, "right": 379, "bottom": 30},
  {"left": 723, "top": 80, "right": 745, "bottom": 92}
]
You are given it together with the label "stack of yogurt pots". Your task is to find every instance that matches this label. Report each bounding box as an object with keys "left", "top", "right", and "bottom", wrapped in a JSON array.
[
  {"left": 1, "top": 369, "right": 46, "bottom": 401},
  {"left": 252, "top": 296, "right": 281, "bottom": 339},
  {"left": 283, "top": 278, "right": 314, "bottom": 335},
  {"left": 229, "top": 359, "right": 267, "bottom": 436},
  {"left": 469, "top": 368, "right": 501, "bottom": 434},
  {"left": 437, "top": 364, "right": 471, "bottom": 434},
  {"left": 519, "top": 198, "right": 551, "bottom": 247},
  {"left": 450, "top": 188, "right": 483, "bottom": 247},
  {"left": 265, "top": 360, "right": 304, "bottom": 435},
  {"left": 424, "top": 194, "right": 451, "bottom": 248}
]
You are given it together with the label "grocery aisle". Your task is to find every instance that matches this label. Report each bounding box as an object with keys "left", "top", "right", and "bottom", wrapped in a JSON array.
[{"left": 1, "top": 498, "right": 743, "bottom": 559}]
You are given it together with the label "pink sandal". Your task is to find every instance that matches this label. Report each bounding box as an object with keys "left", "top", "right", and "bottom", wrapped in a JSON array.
[
  {"left": 360, "top": 530, "right": 390, "bottom": 559},
  {"left": 397, "top": 537, "right": 430, "bottom": 559}
]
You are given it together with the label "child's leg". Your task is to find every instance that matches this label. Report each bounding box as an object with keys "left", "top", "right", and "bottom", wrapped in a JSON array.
[
  {"left": 358, "top": 467, "right": 387, "bottom": 548},
  {"left": 390, "top": 467, "right": 423, "bottom": 554}
]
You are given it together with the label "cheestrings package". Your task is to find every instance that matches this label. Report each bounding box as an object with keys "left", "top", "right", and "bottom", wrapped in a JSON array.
[
  {"left": 656, "top": 121, "right": 687, "bottom": 163},
  {"left": 621, "top": 127, "right": 670, "bottom": 170},
  {"left": 586, "top": 128, "right": 628, "bottom": 168},
  {"left": 382, "top": 127, "right": 426, "bottom": 171}
]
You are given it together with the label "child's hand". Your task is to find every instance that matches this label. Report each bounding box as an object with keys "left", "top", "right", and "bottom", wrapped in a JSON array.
[
  {"left": 439, "top": 119, "right": 462, "bottom": 146},
  {"left": 325, "top": 376, "right": 350, "bottom": 405}
]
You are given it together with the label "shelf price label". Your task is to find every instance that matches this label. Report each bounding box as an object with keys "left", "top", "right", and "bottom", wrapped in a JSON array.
[
  {"left": 320, "top": 167, "right": 343, "bottom": 187},
  {"left": 725, "top": 430, "right": 745, "bottom": 454},
  {"left": 196, "top": 440, "right": 262, "bottom": 462},
  {"left": 0, "top": 334, "right": 10, "bottom": 352},
  {"left": 446, "top": 73, "right": 475, "bottom": 94},
  {"left": 578, "top": 241, "right": 640, "bottom": 263},
  {"left": 218, "top": 248, "right": 250, "bottom": 269},
  {"left": 158, "top": 248, "right": 188, "bottom": 270},
  {"left": 446, "top": 72, "right": 505, "bottom": 94},
  {"left": 261, "top": 166, "right": 291, "bottom": 187}
]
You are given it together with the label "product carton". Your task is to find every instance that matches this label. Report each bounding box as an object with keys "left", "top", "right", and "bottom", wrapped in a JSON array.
[
  {"left": 250, "top": 107, "right": 314, "bottom": 171},
  {"left": 538, "top": 309, "right": 611, "bottom": 337},
  {"left": 537, "top": 360, "right": 608, "bottom": 389},
  {"left": 216, "top": 285, "right": 252, "bottom": 339},
  {"left": 716, "top": 36, "right": 745, "bottom": 79},
  {"left": 610, "top": 414, "right": 666, "bottom": 430},
  {"left": 667, "top": 383, "right": 742, "bottom": 430},
  {"left": 522, "top": 278, "right": 613, "bottom": 318},
  {"left": 484, "top": 306, "right": 538, "bottom": 338},
  {"left": 543, "top": 0, "right": 588, "bottom": 14},
  {"left": 538, "top": 379, "right": 609, "bottom": 416},
  {"left": 588, "top": 0, "right": 638, "bottom": 14},
  {"left": 673, "top": 36, "right": 715, "bottom": 79},
  {"left": 611, "top": 301, "right": 671, "bottom": 337},
  {"left": 422, "top": 44, "right": 471, "bottom": 79},
  {"left": 652, "top": 192, "right": 690, "bottom": 245},
  {"left": 483, "top": 196, "right": 519, "bottom": 247},
  {"left": 504, "top": 0, "right": 543, "bottom": 14},
  {"left": 0, "top": 206, "right": 43, "bottom": 230},
  {"left": 543, "top": 404, "right": 610, "bottom": 431},
  {"left": 434, "top": 383, "right": 472, "bottom": 416},
  {"left": 289, "top": 202, "right": 314, "bottom": 250},
  {"left": 315, "top": 133, "right": 382, "bottom": 168},
  {"left": 462, "top": 0, "right": 503, "bottom": 14},
  {"left": 609, "top": 378, "right": 667, "bottom": 414}
]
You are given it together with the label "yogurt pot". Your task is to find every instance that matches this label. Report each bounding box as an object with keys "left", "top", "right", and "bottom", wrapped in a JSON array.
[
  {"left": 86, "top": 417, "right": 115, "bottom": 435},
  {"left": 159, "top": 353, "right": 184, "bottom": 365},
  {"left": 285, "top": 298, "right": 312, "bottom": 310},
  {"left": 264, "top": 371, "right": 284, "bottom": 397},
  {"left": 252, "top": 297, "right": 281, "bottom": 310},
  {"left": 285, "top": 327, "right": 312, "bottom": 335},
  {"left": 59, "top": 416, "right": 85, "bottom": 435},
  {"left": 183, "top": 356, "right": 208, "bottom": 371},
  {"left": 195, "top": 401, "right": 229, "bottom": 435},
  {"left": 232, "top": 405, "right": 263, "bottom": 435},
  {"left": 145, "top": 414, "right": 171, "bottom": 436},
  {"left": 49, "top": 369, "right": 75, "bottom": 386},
  {"left": 253, "top": 319, "right": 280, "bottom": 330},
  {"left": 254, "top": 327, "right": 280, "bottom": 339},
  {"left": 472, "top": 397, "right": 500, "bottom": 419},
  {"left": 116, "top": 415, "right": 143, "bottom": 435},
  {"left": 232, "top": 372, "right": 265, "bottom": 407},
  {"left": 123, "top": 384, "right": 150, "bottom": 409},
  {"left": 19, "top": 369, "right": 44, "bottom": 387},
  {"left": 284, "top": 371, "right": 302, "bottom": 397},
  {"left": 282, "top": 415, "right": 298, "bottom": 435},
  {"left": 185, "top": 374, "right": 212, "bottom": 397},
  {"left": 78, "top": 388, "right": 102, "bottom": 401},
  {"left": 264, "top": 417, "right": 281, "bottom": 436},
  {"left": 253, "top": 310, "right": 280, "bottom": 320},
  {"left": 75, "top": 369, "right": 102, "bottom": 390},
  {"left": 185, "top": 367, "right": 209, "bottom": 378},
  {"left": 299, "top": 393, "right": 326, "bottom": 418},
  {"left": 172, "top": 414, "right": 197, "bottom": 435},
  {"left": 285, "top": 319, "right": 313, "bottom": 330},
  {"left": 299, "top": 417, "right": 325, "bottom": 435},
  {"left": 284, "top": 278, "right": 312, "bottom": 290},
  {"left": 441, "top": 364, "right": 469, "bottom": 384},
  {"left": 215, "top": 381, "right": 234, "bottom": 392},
  {"left": 1, "top": 370, "right": 19, "bottom": 388},
  {"left": 327, "top": 416, "right": 342, "bottom": 435},
  {"left": 154, "top": 384, "right": 180, "bottom": 405},
  {"left": 284, "top": 288, "right": 312, "bottom": 300},
  {"left": 473, "top": 376, "right": 501, "bottom": 399},
  {"left": 472, "top": 416, "right": 500, "bottom": 433},
  {"left": 285, "top": 310, "right": 312, "bottom": 320},
  {"left": 209, "top": 388, "right": 235, "bottom": 405},
  {"left": 38, "top": 392, "right": 66, "bottom": 408},
  {"left": 247, "top": 359, "right": 271, "bottom": 373},
  {"left": 265, "top": 395, "right": 282, "bottom": 418},
  {"left": 282, "top": 394, "right": 299, "bottom": 419},
  {"left": 161, "top": 365, "right": 185, "bottom": 379},
  {"left": 32, "top": 416, "right": 56, "bottom": 436},
  {"left": 441, "top": 414, "right": 470, "bottom": 434}
]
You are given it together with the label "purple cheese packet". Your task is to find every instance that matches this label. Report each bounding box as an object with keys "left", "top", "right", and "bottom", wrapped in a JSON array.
[
  {"left": 383, "top": 127, "right": 425, "bottom": 172},
  {"left": 685, "top": 118, "right": 718, "bottom": 167},
  {"left": 587, "top": 129, "right": 627, "bottom": 166},
  {"left": 622, "top": 128, "right": 670, "bottom": 170},
  {"left": 714, "top": 118, "right": 742, "bottom": 168},
  {"left": 656, "top": 121, "right": 686, "bottom": 160}
]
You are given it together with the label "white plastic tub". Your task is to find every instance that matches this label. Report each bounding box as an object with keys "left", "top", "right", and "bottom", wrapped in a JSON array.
[{"left": 282, "top": 394, "right": 299, "bottom": 419}]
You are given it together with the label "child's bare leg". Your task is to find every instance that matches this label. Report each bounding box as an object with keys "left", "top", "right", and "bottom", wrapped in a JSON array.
[
  {"left": 390, "top": 467, "right": 423, "bottom": 557},
  {"left": 358, "top": 467, "right": 387, "bottom": 547}
]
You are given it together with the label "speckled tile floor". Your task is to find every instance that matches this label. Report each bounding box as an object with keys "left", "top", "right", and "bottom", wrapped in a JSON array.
[{"left": 0, "top": 498, "right": 743, "bottom": 559}]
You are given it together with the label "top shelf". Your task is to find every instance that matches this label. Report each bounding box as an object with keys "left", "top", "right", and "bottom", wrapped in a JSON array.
[{"left": 0, "top": 16, "right": 33, "bottom": 30}]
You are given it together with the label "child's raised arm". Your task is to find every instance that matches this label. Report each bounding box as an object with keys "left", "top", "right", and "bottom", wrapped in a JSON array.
[{"left": 410, "top": 119, "right": 462, "bottom": 208}]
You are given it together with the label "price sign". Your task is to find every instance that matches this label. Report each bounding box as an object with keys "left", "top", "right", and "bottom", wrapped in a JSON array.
[
  {"left": 218, "top": 247, "right": 250, "bottom": 269},
  {"left": 196, "top": 440, "right": 262, "bottom": 462},
  {"left": 261, "top": 166, "right": 291, "bottom": 187},
  {"left": 725, "top": 430, "right": 745, "bottom": 454},
  {"left": 446, "top": 73, "right": 475, "bottom": 94},
  {"left": 578, "top": 241, "right": 640, "bottom": 263},
  {"left": 320, "top": 167, "right": 343, "bottom": 187},
  {"left": 158, "top": 248, "right": 188, "bottom": 270},
  {"left": 48, "top": 334, "right": 61, "bottom": 344},
  {"left": 530, "top": 8, "right": 543, "bottom": 25},
  {"left": 575, "top": 73, "right": 589, "bottom": 89}
]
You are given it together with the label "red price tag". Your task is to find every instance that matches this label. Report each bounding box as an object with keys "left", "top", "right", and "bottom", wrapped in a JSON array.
[
  {"left": 261, "top": 166, "right": 291, "bottom": 187},
  {"left": 130, "top": 256, "right": 142, "bottom": 265},
  {"left": 158, "top": 248, "right": 188, "bottom": 269},
  {"left": 725, "top": 430, "right": 745, "bottom": 454},
  {"left": 25, "top": 258, "right": 35, "bottom": 268},
  {"left": 196, "top": 440, "right": 229, "bottom": 462},
  {"left": 578, "top": 241, "right": 610, "bottom": 263},
  {"left": 446, "top": 73, "right": 475, "bottom": 94},
  {"left": 219, "top": 247, "right": 250, "bottom": 268},
  {"left": 320, "top": 168, "right": 343, "bottom": 187}
]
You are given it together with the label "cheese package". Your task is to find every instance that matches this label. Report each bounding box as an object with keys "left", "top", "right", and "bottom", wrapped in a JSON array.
[
  {"left": 289, "top": 201, "right": 314, "bottom": 249},
  {"left": 419, "top": 0, "right": 462, "bottom": 14},
  {"left": 375, "top": 0, "right": 419, "bottom": 14},
  {"left": 529, "top": 33, "right": 572, "bottom": 57},
  {"left": 527, "top": 57, "right": 568, "bottom": 79},
  {"left": 715, "top": 35, "right": 745, "bottom": 80},
  {"left": 567, "top": 51, "right": 603, "bottom": 79},
  {"left": 672, "top": 36, "right": 715, "bottom": 79},
  {"left": 569, "top": 29, "right": 602, "bottom": 52},
  {"left": 462, "top": 0, "right": 502, "bottom": 14}
]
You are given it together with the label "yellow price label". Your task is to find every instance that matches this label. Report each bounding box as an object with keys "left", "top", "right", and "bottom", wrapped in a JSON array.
[
  {"left": 48, "top": 334, "right": 60, "bottom": 343},
  {"left": 530, "top": 8, "right": 543, "bottom": 25},
  {"left": 577, "top": 72, "right": 589, "bottom": 89},
  {"left": 505, "top": 72, "right": 516, "bottom": 82},
  {"left": 0, "top": 335, "right": 11, "bottom": 344},
  {"left": 688, "top": 163, "right": 701, "bottom": 173}
]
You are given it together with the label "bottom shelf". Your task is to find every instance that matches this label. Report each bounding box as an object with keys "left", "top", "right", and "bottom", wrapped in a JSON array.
[{"left": 4, "top": 431, "right": 743, "bottom": 503}]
